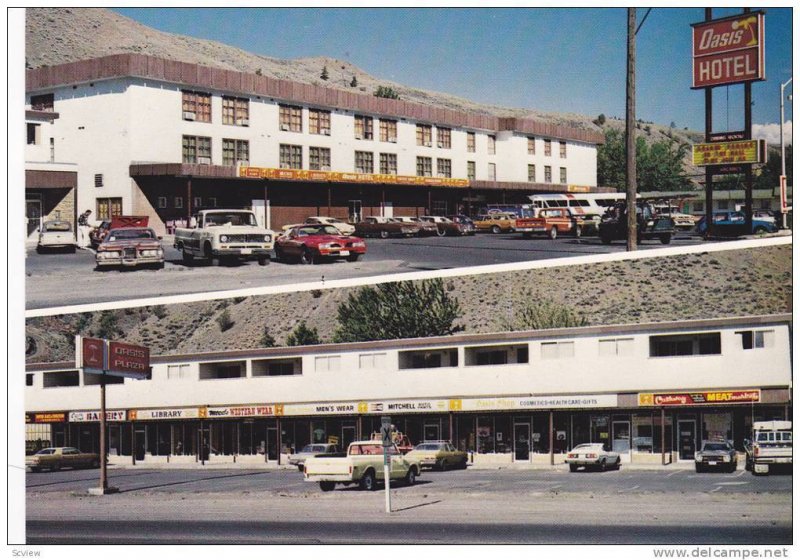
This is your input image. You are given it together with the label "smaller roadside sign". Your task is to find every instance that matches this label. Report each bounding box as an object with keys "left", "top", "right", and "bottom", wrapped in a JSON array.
[
  {"left": 692, "top": 139, "right": 765, "bottom": 166},
  {"left": 380, "top": 416, "right": 392, "bottom": 447}
]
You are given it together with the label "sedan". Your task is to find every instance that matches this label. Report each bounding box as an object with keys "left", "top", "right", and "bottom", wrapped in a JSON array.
[
  {"left": 95, "top": 227, "right": 165, "bottom": 269},
  {"left": 275, "top": 224, "right": 366, "bottom": 264},
  {"left": 404, "top": 442, "right": 468, "bottom": 470},
  {"left": 447, "top": 215, "right": 477, "bottom": 235},
  {"left": 695, "top": 440, "right": 738, "bottom": 473},
  {"left": 304, "top": 216, "right": 356, "bottom": 235},
  {"left": 393, "top": 216, "right": 439, "bottom": 237},
  {"left": 26, "top": 447, "right": 100, "bottom": 472},
  {"left": 565, "top": 443, "right": 621, "bottom": 472},
  {"left": 37, "top": 220, "right": 77, "bottom": 253},
  {"left": 420, "top": 216, "right": 470, "bottom": 236},
  {"left": 696, "top": 211, "right": 779, "bottom": 236}
]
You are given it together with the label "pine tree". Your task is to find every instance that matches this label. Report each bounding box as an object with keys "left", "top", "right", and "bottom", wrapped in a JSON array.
[
  {"left": 286, "top": 321, "right": 320, "bottom": 346},
  {"left": 350, "top": 76, "right": 358, "bottom": 88},
  {"left": 320, "top": 65, "right": 329, "bottom": 81}
]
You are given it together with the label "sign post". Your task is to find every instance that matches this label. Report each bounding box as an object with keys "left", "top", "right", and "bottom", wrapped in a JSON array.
[
  {"left": 380, "top": 416, "right": 392, "bottom": 513},
  {"left": 78, "top": 336, "right": 150, "bottom": 496}
]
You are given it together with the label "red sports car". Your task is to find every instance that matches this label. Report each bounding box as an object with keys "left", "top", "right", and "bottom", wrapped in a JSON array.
[{"left": 275, "top": 224, "right": 366, "bottom": 264}]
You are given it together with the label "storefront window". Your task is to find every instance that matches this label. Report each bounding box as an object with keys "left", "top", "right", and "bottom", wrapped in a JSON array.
[
  {"left": 477, "top": 417, "right": 494, "bottom": 453},
  {"left": 632, "top": 413, "right": 654, "bottom": 453},
  {"left": 553, "top": 414, "right": 570, "bottom": 453},
  {"left": 652, "top": 414, "right": 673, "bottom": 454},
  {"left": 571, "top": 413, "right": 591, "bottom": 447},
  {"left": 531, "top": 414, "right": 550, "bottom": 454},
  {"left": 702, "top": 412, "right": 732, "bottom": 442},
  {"left": 495, "top": 416, "right": 512, "bottom": 454},
  {"left": 311, "top": 420, "right": 327, "bottom": 444},
  {"left": 589, "top": 415, "right": 609, "bottom": 448},
  {"left": 456, "top": 416, "right": 475, "bottom": 452}
]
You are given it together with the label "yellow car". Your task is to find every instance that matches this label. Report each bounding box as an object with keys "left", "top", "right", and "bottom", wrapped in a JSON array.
[
  {"left": 405, "top": 442, "right": 468, "bottom": 471},
  {"left": 26, "top": 447, "right": 100, "bottom": 472},
  {"left": 474, "top": 213, "right": 516, "bottom": 234}
]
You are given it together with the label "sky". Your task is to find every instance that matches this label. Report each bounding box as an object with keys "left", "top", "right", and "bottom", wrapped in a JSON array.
[{"left": 113, "top": 7, "right": 791, "bottom": 138}]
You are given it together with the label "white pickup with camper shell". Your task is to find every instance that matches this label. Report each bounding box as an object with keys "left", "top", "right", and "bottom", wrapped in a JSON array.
[
  {"left": 174, "top": 209, "right": 274, "bottom": 265},
  {"left": 744, "top": 420, "right": 792, "bottom": 475}
]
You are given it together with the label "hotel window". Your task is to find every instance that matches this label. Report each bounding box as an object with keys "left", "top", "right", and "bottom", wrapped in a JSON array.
[
  {"left": 309, "top": 109, "right": 331, "bottom": 135},
  {"left": 355, "top": 151, "right": 374, "bottom": 174},
  {"left": 181, "top": 90, "right": 211, "bottom": 123},
  {"left": 560, "top": 167, "right": 567, "bottom": 184},
  {"left": 182, "top": 135, "right": 212, "bottom": 164},
  {"left": 279, "top": 104, "right": 302, "bottom": 132},
  {"left": 26, "top": 374, "right": 33, "bottom": 387},
  {"left": 193, "top": 197, "right": 202, "bottom": 209},
  {"left": 157, "top": 197, "right": 167, "bottom": 209},
  {"left": 222, "top": 139, "right": 249, "bottom": 166},
  {"left": 416, "top": 124, "right": 432, "bottom": 146},
  {"left": 544, "top": 165, "right": 552, "bottom": 183},
  {"left": 207, "top": 197, "right": 217, "bottom": 208},
  {"left": 222, "top": 96, "right": 249, "bottom": 126},
  {"left": 540, "top": 341, "right": 575, "bottom": 360},
  {"left": 528, "top": 164, "right": 536, "bottom": 182},
  {"left": 309, "top": 147, "right": 331, "bottom": 171},
  {"left": 417, "top": 156, "right": 433, "bottom": 177},
  {"left": 354, "top": 115, "right": 373, "bottom": 140},
  {"left": 527, "top": 137, "right": 536, "bottom": 155},
  {"left": 315, "top": 356, "right": 341, "bottom": 372},
  {"left": 437, "top": 158, "right": 452, "bottom": 178},
  {"left": 466, "top": 132, "right": 476, "bottom": 152},
  {"left": 649, "top": 333, "right": 721, "bottom": 357},
  {"left": 559, "top": 141, "right": 567, "bottom": 158},
  {"left": 379, "top": 119, "right": 398, "bottom": 142},
  {"left": 27, "top": 123, "right": 40, "bottom": 145},
  {"left": 737, "top": 330, "right": 774, "bottom": 350},
  {"left": 31, "top": 93, "right": 54, "bottom": 111},
  {"left": 544, "top": 139, "right": 552, "bottom": 156},
  {"left": 166, "top": 364, "right": 190, "bottom": 380},
  {"left": 359, "top": 353, "right": 387, "bottom": 369},
  {"left": 488, "top": 162, "right": 496, "bottom": 180},
  {"left": 598, "top": 338, "right": 634, "bottom": 357},
  {"left": 279, "top": 144, "right": 303, "bottom": 169},
  {"left": 467, "top": 161, "right": 476, "bottom": 180},
  {"left": 487, "top": 135, "right": 496, "bottom": 155},
  {"left": 174, "top": 197, "right": 183, "bottom": 209},
  {"left": 379, "top": 153, "right": 397, "bottom": 175},
  {"left": 437, "top": 127, "right": 451, "bottom": 149},
  {"left": 96, "top": 198, "right": 122, "bottom": 220}
]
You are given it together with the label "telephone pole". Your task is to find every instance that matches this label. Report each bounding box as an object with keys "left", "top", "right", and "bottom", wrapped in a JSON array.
[{"left": 626, "top": 7, "right": 638, "bottom": 251}]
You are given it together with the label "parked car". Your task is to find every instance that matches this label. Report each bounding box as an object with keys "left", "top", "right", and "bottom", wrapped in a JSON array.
[
  {"left": 515, "top": 208, "right": 584, "bottom": 239},
  {"left": 275, "top": 224, "right": 366, "bottom": 264},
  {"left": 393, "top": 216, "right": 439, "bottom": 237},
  {"left": 598, "top": 202, "right": 674, "bottom": 245},
  {"left": 744, "top": 420, "right": 792, "bottom": 475},
  {"left": 288, "top": 443, "right": 341, "bottom": 472},
  {"left": 696, "top": 211, "right": 779, "bottom": 237},
  {"left": 447, "top": 215, "right": 477, "bottom": 235},
  {"left": 95, "top": 227, "right": 165, "bottom": 269},
  {"left": 174, "top": 209, "right": 274, "bottom": 265},
  {"left": 565, "top": 443, "right": 621, "bottom": 472},
  {"left": 90, "top": 215, "right": 149, "bottom": 249},
  {"left": 420, "top": 216, "right": 471, "bottom": 236},
  {"left": 26, "top": 447, "right": 100, "bottom": 472},
  {"left": 354, "top": 216, "right": 419, "bottom": 238},
  {"left": 694, "top": 440, "right": 738, "bottom": 473},
  {"left": 36, "top": 220, "right": 76, "bottom": 253},
  {"left": 304, "top": 216, "right": 356, "bottom": 235},
  {"left": 474, "top": 212, "right": 517, "bottom": 234},
  {"left": 653, "top": 205, "right": 697, "bottom": 231},
  {"left": 404, "top": 441, "right": 468, "bottom": 470}
]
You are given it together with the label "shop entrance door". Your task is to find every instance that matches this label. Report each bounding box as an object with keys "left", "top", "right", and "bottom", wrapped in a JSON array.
[
  {"left": 341, "top": 426, "right": 356, "bottom": 449},
  {"left": 611, "top": 421, "right": 631, "bottom": 455},
  {"left": 513, "top": 423, "right": 530, "bottom": 461},
  {"left": 134, "top": 427, "right": 146, "bottom": 461},
  {"left": 266, "top": 427, "right": 279, "bottom": 461},
  {"left": 678, "top": 420, "right": 696, "bottom": 461},
  {"left": 26, "top": 199, "right": 42, "bottom": 237},
  {"left": 423, "top": 422, "right": 440, "bottom": 442},
  {"left": 348, "top": 200, "right": 362, "bottom": 223}
]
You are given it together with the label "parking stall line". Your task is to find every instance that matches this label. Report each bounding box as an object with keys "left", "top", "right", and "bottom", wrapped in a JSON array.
[
  {"left": 709, "top": 486, "right": 723, "bottom": 493},
  {"left": 666, "top": 470, "right": 682, "bottom": 477},
  {"left": 617, "top": 485, "right": 640, "bottom": 493}
]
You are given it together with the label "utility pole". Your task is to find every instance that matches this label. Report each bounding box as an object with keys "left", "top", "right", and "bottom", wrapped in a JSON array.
[
  {"left": 625, "top": 7, "right": 637, "bottom": 251},
  {"left": 780, "top": 78, "right": 793, "bottom": 230}
]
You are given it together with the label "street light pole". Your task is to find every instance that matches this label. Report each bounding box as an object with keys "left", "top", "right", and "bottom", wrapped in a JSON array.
[
  {"left": 780, "top": 78, "right": 792, "bottom": 230},
  {"left": 625, "top": 7, "right": 637, "bottom": 251}
]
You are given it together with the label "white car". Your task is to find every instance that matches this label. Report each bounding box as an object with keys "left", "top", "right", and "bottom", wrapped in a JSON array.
[
  {"left": 305, "top": 216, "right": 355, "bottom": 235},
  {"left": 37, "top": 220, "right": 77, "bottom": 253},
  {"left": 565, "top": 443, "right": 621, "bottom": 472}
]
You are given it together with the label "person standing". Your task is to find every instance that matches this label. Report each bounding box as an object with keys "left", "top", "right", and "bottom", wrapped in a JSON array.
[{"left": 77, "top": 209, "right": 92, "bottom": 248}]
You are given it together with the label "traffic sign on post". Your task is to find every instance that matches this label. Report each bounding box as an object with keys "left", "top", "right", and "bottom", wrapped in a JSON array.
[{"left": 380, "top": 416, "right": 392, "bottom": 447}]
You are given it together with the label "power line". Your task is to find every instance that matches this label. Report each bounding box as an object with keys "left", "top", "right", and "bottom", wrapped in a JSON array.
[{"left": 635, "top": 8, "right": 652, "bottom": 35}]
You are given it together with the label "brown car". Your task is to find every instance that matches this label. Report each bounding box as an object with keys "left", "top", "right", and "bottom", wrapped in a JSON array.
[
  {"left": 515, "top": 208, "right": 584, "bottom": 240},
  {"left": 95, "top": 227, "right": 165, "bottom": 269},
  {"left": 26, "top": 447, "right": 100, "bottom": 472},
  {"left": 393, "top": 216, "right": 439, "bottom": 236},
  {"left": 474, "top": 212, "right": 517, "bottom": 234},
  {"left": 420, "top": 215, "right": 470, "bottom": 236},
  {"left": 354, "top": 216, "right": 419, "bottom": 238}
]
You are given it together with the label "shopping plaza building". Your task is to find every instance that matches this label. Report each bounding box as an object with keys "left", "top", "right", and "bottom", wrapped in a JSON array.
[
  {"left": 25, "top": 314, "right": 791, "bottom": 466},
  {"left": 24, "top": 53, "right": 607, "bottom": 236}
]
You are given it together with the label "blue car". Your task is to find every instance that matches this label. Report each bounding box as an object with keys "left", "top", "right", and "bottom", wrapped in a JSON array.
[{"left": 696, "top": 211, "right": 779, "bottom": 236}]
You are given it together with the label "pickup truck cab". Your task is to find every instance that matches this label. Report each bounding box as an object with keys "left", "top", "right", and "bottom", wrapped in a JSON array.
[
  {"left": 303, "top": 440, "right": 421, "bottom": 492},
  {"left": 516, "top": 208, "right": 584, "bottom": 240},
  {"left": 744, "top": 421, "right": 792, "bottom": 475},
  {"left": 174, "top": 210, "right": 274, "bottom": 265}
]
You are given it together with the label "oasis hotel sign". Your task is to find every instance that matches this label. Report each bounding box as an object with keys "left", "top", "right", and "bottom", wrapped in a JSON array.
[{"left": 691, "top": 12, "right": 765, "bottom": 89}]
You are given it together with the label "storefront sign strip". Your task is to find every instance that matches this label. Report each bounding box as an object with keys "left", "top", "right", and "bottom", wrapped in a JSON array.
[
  {"left": 68, "top": 410, "right": 127, "bottom": 423},
  {"left": 129, "top": 407, "right": 206, "bottom": 421},
  {"left": 458, "top": 394, "right": 618, "bottom": 412},
  {"left": 239, "top": 166, "right": 469, "bottom": 188},
  {"left": 206, "top": 405, "right": 274, "bottom": 418},
  {"left": 638, "top": 390, "right": 761, "bottom": 407}
]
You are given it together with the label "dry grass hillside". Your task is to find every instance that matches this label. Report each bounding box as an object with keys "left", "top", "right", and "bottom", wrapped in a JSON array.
[{"left": 26, "top": 245, "right": 791, "bottom": 363}]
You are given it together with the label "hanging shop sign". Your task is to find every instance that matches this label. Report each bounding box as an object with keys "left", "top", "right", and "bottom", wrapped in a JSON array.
[
  {"left": 638, "top": 389, "right": 761, "bottom": 407},
  {"left": 68, "top": 410, "right": 127, "bottom": 423},
  {"left": 206, "top": 405, "right": 275, "bottom": 418},
  {"left": 239, "top": 166, "right": 469, "bottom": 188},
  {"left": 692, "top": 139, "right": 766, "bottom": 167},
  {"left": 26, "top": 412, "right": 67, "bottom": 424},
  {"left": 691, "top": 12, "right": 765, "bottom": 89},
  {"left": 129, "top": 407, "right": 207, "bottom": 421}
]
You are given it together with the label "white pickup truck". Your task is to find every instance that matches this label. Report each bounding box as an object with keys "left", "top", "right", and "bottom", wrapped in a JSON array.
[
  {"left": 174, "top": 209, "right": 274, "bottom": 265},
  {"left": 303, "top": 440, "right": 421, "bottom": 492},
  {"left": 744, "top": 421, "right": 792, "bottom": 475}
]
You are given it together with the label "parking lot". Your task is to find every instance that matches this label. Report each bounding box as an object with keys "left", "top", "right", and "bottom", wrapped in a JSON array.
[{"left": 26, "top": 230, "right": 709, "bottom": 309}]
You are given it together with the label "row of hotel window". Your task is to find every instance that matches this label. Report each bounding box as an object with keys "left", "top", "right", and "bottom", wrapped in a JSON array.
[
  {"left": 181, "top": 136, "right": 567, "bottom": 183},
  {"left": 180, "top": 90, "right": 568, "bottom": 156},
  {"left": 28, "top": 330, "right": 774, "bottom": 388}
]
